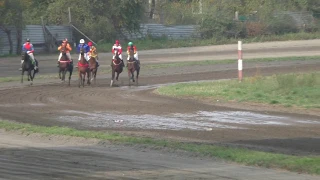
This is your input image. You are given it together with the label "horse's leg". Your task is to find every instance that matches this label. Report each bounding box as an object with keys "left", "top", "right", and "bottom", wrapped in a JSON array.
[
  {"left": 83, "top": 72, "right": 85, "bottom": 87},
  {"left": 131, "top": 68, "right": 135, "bottom": 82},
  {"left": 21, "top": 70, "right": 24, "bottom": 84},
  {"left": 94, "top": 69, "right": 97, "bottom": 85},
  {"left": 27, "top": 69, "right": 30, "bottom": 81},
  {"left": 87, "top": 69, "right": 90, "bottom": 85},
  {"left": 78, "top": 71, "right": 81, "bottom": 88},
  {"left": 110, "top": 68, "right": 115, "bottom": 87},
  {"left": 91, "top": 69, "right": 96, "bottom": 85},
  {"left": 68, "top": 67, "right": 72, "bottom": 86},
  {"left": 32, "top": 70, "right": 36, "bottom": 80},
  {"left": 29, "top": 69, "right": 33, "bottom": 85},
  {"left": 95, "top": 63, "right": 98, "bottom": 85},
  {"left": 63, "top": 69, "right": 67, "bottom": 82},
  {"left": 116, "top": 71, "right": 120, "bottom": 81},
  {"left": 136, "top": 68, "right": 140, "bottom": 85},
  {"left": 59, "top": 68, "right": 62, "bottom": 79},
  {"left": 116, "top": 69, "right": 120, "bottom": 81},
  {"left": 128, "top": 68, "right": 131, "bottom": 86},
  {"left": 90, "top": 69, "right": 94, "bottom": 82}
]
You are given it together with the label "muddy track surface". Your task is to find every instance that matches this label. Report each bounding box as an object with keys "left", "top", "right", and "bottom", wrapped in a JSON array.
[
  {"left": 2, "top": 130, "right": 319, "bottom": 180},
  {"left": 0, "top": 59, "right": 319, "bottom": 157},
  {"left": 1, "top": 40, "right": 320, "bottom": 179}
]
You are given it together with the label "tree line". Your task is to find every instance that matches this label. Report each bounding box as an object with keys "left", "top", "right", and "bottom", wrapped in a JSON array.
[
  {"left": 0, "top": 0, "right": 146, "bottom": 54},
  {"left": 1, "top": 0, "right": 320, "bottom": 54}
]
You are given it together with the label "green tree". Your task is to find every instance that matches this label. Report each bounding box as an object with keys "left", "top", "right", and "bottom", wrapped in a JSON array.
[
  {"left": 31, "top": 0, "right": 145, "bottom": 42},
  {"left": 0, "top": 0, "right": 28, "bottom": 54}
]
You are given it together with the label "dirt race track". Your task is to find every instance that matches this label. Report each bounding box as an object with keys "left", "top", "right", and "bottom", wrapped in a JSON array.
[{"left": 0, "top": 40, "right": 320, "bottom": 179}]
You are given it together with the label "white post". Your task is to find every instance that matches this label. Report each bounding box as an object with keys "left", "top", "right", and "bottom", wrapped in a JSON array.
[
  {"left": 68, "top": 7, "right": 72, "bottom": 23},
  {"left": 238, "top": 41, "right": 243, "bottom": 82},
  {"left": 235, "top": 11, "right": 239, "bottom": 21}
]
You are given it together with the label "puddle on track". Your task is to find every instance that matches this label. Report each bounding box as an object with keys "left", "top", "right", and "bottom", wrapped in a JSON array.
[
  {"left": 56, "top": 110, "right": 319, "bottom": 131},
  {"left": 0, "top": 103, "right": 46, "bottom": 107}
]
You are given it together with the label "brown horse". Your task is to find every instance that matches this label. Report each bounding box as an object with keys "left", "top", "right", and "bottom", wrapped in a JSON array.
[
  {"left": 58, "top": 46, "right": 73, "bottom": 86},
  {"left": 78, "top": 47, "right": 90, "bottom": 88},
  {"left": 88, "top": 55, "right": 98, "bottom": 85},
  {"left": 110, "top": 49, "right": 123, "bottom": 87},
  {"left": 127, "top": 50, "right": 140, "bottom": 86}
]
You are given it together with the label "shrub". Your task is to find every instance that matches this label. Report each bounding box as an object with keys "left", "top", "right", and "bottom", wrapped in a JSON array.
[
  {"left": 266, "top": 14, "right": 299, "bottom": 35},
  {"left": 199, "top": 14, "right": 245, "bottom": 39}
]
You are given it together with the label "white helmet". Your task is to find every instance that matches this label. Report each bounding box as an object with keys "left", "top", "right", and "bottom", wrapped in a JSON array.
[{"left": 79, "top": 39, "right": 85, "bottom": 44}]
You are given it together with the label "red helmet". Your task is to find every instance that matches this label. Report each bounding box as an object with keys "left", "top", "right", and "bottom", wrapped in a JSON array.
[
  {"left": 115, "top": 40, "right": 119, "bottom": 45},
  {"left": 88, "top": 42, "right": 93, "bottom": 46}
]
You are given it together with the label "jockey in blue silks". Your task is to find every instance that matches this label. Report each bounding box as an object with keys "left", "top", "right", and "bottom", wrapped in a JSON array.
[
  {"left": 76, "top": 39, "right": 90, "bottom": 67},
  {"left": 77, "top": 39, "right": 90, "bottom": 61}
]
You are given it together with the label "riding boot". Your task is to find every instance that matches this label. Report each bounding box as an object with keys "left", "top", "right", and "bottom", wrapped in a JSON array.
[
  {"left": 121, "top": 60, "right": 125, "bottom": 68},
  {"left": 31, "top": 58, "right": 37, "bottom": 70}
]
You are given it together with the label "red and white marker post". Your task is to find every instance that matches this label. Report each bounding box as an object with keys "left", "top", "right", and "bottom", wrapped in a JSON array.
[{"left": 238, "top": 41, "right": 243, "bottom": 82}]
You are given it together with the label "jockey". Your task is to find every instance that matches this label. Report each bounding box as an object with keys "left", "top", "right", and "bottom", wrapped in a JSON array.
[
  {"left": 111, "top": 40, "right": 124, "bottom": 68},
  {"left": 87, "top": 41, "right": 99, "bottom": 67},
  {"left": 57, "top": 39, "right": 72, "bottom": 66},
  {"left": 19, "top": 38, "right": 37, "bottom": 71},
  {"left": 127, "top": 41, "right": 139, "bottom": 66},
  {"left": 76, "top": 39, "right": 90, "bottom": 67}
]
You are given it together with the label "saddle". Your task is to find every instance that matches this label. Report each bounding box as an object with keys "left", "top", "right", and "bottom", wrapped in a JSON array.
[
  {"left": 78, "top": 61, "right": 89, "bottom": 68},
  {"left": 113, "top": 57, "right": 122, "bottom": 65}
]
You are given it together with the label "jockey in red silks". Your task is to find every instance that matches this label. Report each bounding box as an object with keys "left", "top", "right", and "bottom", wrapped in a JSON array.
[
  {"left": 111, "top": 40, "right": 124, "bottom": 68},
  {"left": 19, "top": 38, "right": 37, "bottom": 71}
]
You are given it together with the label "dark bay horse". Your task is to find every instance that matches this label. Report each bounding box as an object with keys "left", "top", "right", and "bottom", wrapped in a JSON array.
[
  {"left": 127, "top": 50, "right": 140, "bottom": 86},
  {"left": 21, "top": 51, "right": 39, "bottom": 85},
  {"left": 110, "top": 49, "right": 123, "bottom": 87},
  {"left": 88, "top": 55, "right": 98, "bottom": 85},
  {"left": 78, "top": 47, "right": 90, "bottom": 88},
  {"left": 58, "top": 46, "right": 73, "bottom": 86}
]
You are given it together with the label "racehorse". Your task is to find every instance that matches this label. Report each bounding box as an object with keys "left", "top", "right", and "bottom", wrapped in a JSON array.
[
  {"left": 78, "top": 47, "right": 90, "bottom": 88},
  {"left": 110, "top": 49, "right": 123, "bottom": 87},
  {"left": 127, "top": 49, "right": 140, "bottom": 86},
  {"left": 20, "top": 51, "right": 39, "bottom": 85},
  {"left": 58, "top": 45, "right": 73, "bottom": 86},
  {"left": 88, "top": 54, "right": 98, "bottom": 85}
]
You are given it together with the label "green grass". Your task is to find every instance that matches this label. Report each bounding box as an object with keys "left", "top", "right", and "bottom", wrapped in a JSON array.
[
  {"left": 0, "top": 119, "right": 319, "bottom": 175},
  {"left": 157, "top": 72, "right": 320, "bottom": 109},
  {"left": 97, "top": 31, "right": 320, "bottom": 52},
  {"left": 144, "top": 55, "right": 320, "bottom": 69}
]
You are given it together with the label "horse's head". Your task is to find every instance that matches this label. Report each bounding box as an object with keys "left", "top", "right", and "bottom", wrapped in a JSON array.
[
  {"left": 114, "top": 49, "right": 120, "bottom": 60},
  {"left": 128, "top": 49, "right": 135, "bottom": 61},
  {"left": 80, "top": 46, "right": 85, "bottom": 55},
  {"left": 61, "top": 44, "right": 67, "bottom": 56},
  {"left": 21, "top": 51, "right": 29, "bottom": 61}
]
